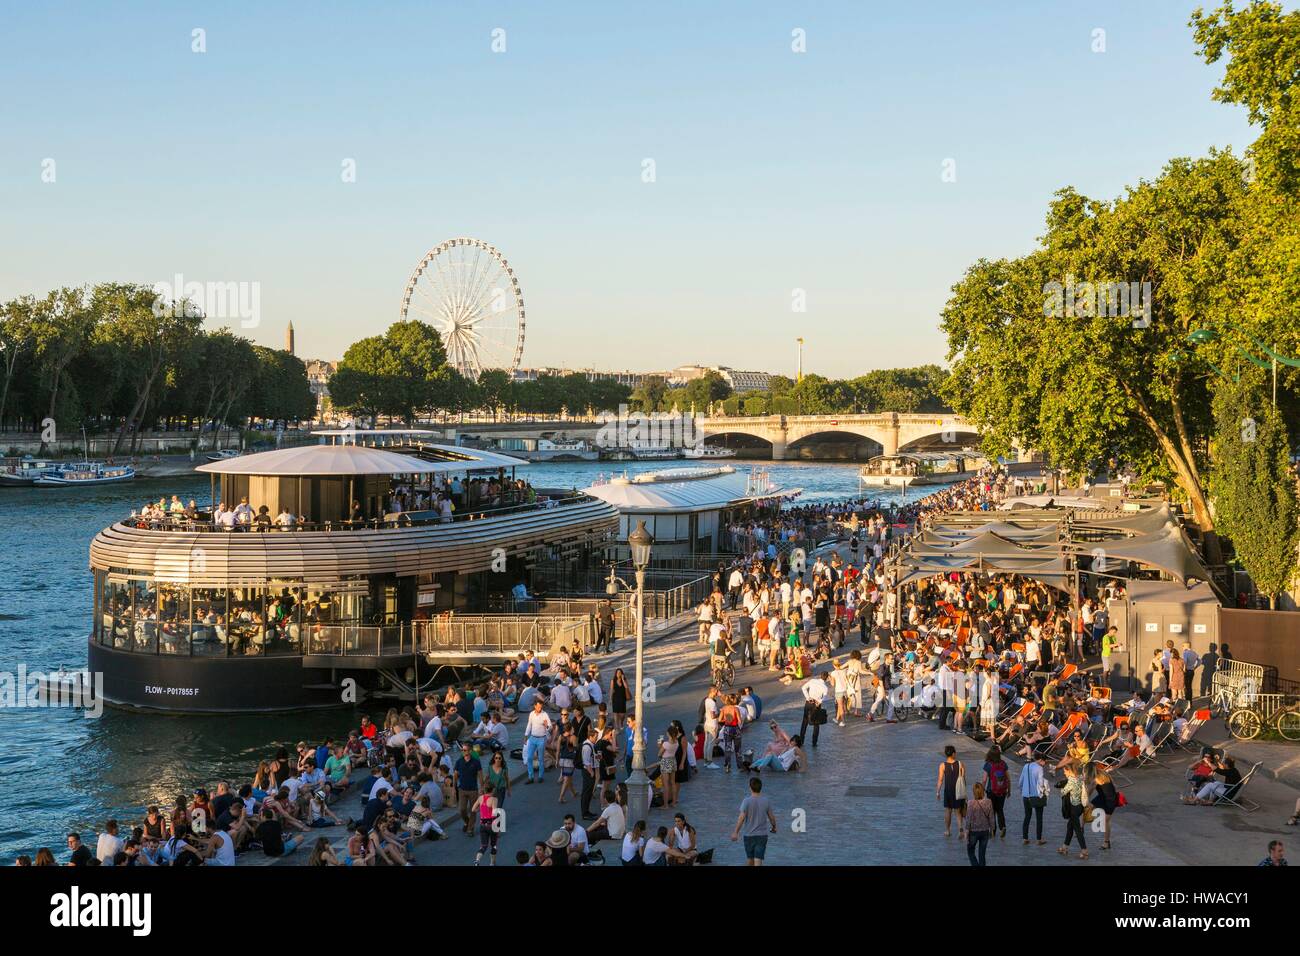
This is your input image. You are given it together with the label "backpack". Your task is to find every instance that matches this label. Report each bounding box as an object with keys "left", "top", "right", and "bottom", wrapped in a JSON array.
[{"left": 987, "top": 760, "right": 1009, "bottom": 797}]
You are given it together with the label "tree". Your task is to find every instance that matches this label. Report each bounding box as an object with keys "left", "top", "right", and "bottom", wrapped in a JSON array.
[
  {"left": 328, "top": 321, "right": 449, "bottom": 424},
  {"left": 32, "top": 287, "right": 98, "bottom": 443},
  {"left": 1208, "top": 370, "right": 1299, "bottom": 606},
  {"left": 250, "top": 347, "right": 315, "bottom": 423},
  {"left": 0, "top": 297, "right": 37, "bottom": 428},
  {"left": 631, "top": 376, "right": 668, "bottom": 414},
  {"left": 942, "top": 151, "right": 1253, "bottom": 553},
  {"left": 476, "top": 369, "right": 511, "bottom": 420},
  {"left": 679, "top": 371, "right": 732, "bottom": 412}
]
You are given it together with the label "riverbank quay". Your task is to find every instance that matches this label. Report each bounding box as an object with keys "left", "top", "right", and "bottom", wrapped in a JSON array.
[
  {"left": 283, "top": 609, "right": 1296, "bottom": 868},
  {"left": 249, "top": 610, "right": 702, "bottom": 867}
]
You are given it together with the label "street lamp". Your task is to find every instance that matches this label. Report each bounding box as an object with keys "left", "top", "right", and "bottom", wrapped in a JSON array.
[{"left": 607, "top": 520, "right": 654, "bottom": 824}]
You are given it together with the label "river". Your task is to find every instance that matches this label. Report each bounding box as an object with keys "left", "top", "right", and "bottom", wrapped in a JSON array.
[{"left": 0, "top": 458, "right": 937, "bottom": 861}]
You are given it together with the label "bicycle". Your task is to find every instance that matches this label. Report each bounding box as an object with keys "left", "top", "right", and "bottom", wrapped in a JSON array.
[
  {"left": 1227, "top": 694, "right": 1300, "bottom": 741},
  {"left": 892, "top": 689, "right": 914, "bottom": 723},
  {"left": 710, "top": 653, "right": 735, "bottom": 690}
]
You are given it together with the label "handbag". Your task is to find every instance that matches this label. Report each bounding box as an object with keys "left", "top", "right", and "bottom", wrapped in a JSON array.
[{"left": 954, "top": 764, "right": 967, "bottom": 801}]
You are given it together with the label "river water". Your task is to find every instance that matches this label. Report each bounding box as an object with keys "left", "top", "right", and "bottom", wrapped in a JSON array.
[{"left": 0, "top": 459, "right": 934, "bottom": 861}]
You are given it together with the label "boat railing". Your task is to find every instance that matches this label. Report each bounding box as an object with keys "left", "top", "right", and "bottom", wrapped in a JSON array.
[
  {"left": 120, "top": 491, "right": 592, "bottom": 533},
  {"left": 304, "top": 615, "right": 597, "bottom": 658}
]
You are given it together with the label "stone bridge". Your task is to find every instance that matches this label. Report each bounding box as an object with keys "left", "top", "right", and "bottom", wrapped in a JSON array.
[{"left": 696, "top": 412, "right": 981, "bottom": 460}]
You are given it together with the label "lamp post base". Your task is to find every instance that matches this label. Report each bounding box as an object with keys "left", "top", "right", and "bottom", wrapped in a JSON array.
[{"left": 625, "top": 767, "right": 652, "bottom": 824}]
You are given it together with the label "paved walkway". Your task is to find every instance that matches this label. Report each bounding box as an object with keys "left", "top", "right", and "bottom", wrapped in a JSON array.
[{"left": 264, "top": 609, "right": 1300, "bottom": 866}]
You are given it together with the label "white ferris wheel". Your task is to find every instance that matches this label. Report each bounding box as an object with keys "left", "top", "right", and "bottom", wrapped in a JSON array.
[{"left": 398, "top": 237, "right": 526, "bottom": 379}]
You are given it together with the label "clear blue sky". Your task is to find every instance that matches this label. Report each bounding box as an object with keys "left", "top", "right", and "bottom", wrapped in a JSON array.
[{"left": 0, "top": 1, "right": 1271, "bottom": 378}]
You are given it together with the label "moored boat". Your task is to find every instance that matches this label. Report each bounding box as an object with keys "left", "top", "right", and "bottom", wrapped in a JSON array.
[
  {"left": 858, "top": 452, "right": 976, "bottom": 488},
  {"left": 0, "top": 457, "right": 61, "bottom": 487},
  {"left": 33, "top": 463, "right": 136, "bottom": 487}
]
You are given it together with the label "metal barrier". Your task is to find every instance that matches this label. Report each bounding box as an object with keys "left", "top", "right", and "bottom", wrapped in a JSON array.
[
  {"left": 411, "top": 614, "right": 592, "bottom": 656},
  {"left": 302, "top": 614, "right": 594, "bottom": 659},
  {"left": 1211, "top": 659, "right": 1268, "bottom": 709}
]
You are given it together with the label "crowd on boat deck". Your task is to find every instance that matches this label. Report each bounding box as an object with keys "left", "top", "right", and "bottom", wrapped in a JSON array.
[{"left": 127, "top": 474, "right": 538, "bottom": 530}]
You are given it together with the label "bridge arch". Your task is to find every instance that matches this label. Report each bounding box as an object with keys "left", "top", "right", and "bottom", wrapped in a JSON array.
[
  {"left": 784, "top": 430, "right": 884, "bottom": 461},
  {"left": 897, "top": 430, "right": 982, "bottom": 453},
  {"left": 700, "top": 431, "right": 774, "bottom": 458}
]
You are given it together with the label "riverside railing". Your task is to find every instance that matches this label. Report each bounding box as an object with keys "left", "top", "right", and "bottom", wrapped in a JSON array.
[{"left": 302, "top": 614, "right": 594, "bottom": 659}]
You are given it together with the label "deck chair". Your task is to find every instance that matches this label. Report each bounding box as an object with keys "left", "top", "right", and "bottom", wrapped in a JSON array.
[
  {"left": 1174, "top": 709, "right": 1212, "bottom": 753},
  {"left": 1046, "top": 712, "right": 1087, "bottom": 756},
  {"left": 1210, "top": 762, "right": 1262, "bottom": 813},
  {"left": 1096, "top": 731, "right": 1137, "bottom": 785},
  {"left": 1056, "top": 663, "right": 1078, "bottom": 683},
  {"left": 1011, "top": 642, "right": 1026, "bottom": 655}
]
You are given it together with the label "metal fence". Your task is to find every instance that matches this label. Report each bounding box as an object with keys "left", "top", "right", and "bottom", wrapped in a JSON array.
[{"left": 303, "top": 614, "right": 593, "bottom": 658}]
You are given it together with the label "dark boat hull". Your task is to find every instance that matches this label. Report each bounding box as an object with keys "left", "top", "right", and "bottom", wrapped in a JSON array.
[{"left": 88, "top": 639, "right": 360, "bottom": 714}]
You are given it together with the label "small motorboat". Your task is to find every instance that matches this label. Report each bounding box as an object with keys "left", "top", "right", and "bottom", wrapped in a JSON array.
[{"left": 205, "top": 449, "right": 242, "bottom": 462}]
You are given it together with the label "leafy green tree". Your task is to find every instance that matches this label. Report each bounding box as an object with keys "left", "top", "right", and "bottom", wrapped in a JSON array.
[
  {"left": 329, "top": 335, "right": 397, "bottom": 423},
  {"left": 0, "top": 297, "right": 37, "bottom": 428},
  {"left": 32, "top": 287, "right": 98, "bottom": 441},
  {"left": 476, "top": 369, "right": 511, "bottom": 420},
  {"left": 250, "top": 346, "right": 315, "bottom": 423},
  {"left": 631, "top": 375, "right": 668, "bottom": 414},
  {"left": 93, "top": 283, "right": 204, "bottom": 455},
  {"left": 1209, "top": 370, "right": 1299, "bottom": 606}
]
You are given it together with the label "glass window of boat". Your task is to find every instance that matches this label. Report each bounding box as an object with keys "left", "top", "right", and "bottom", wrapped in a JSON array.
[
  {"left": 130, "top": 580, "right": 158, "bottom": 654},
  {"left": 157, "top": 583, "right": 190, "bottom": 656},
  {"left": 190, "top": 588, "right": 227, "bottom": 656}
]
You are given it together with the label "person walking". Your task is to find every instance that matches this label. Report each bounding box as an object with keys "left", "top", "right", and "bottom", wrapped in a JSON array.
[
  {"left": 1058, "top": 763, "right": 1088, "bottom": 860},
  {"left": 609, "top": 668, "right": 629, "bottom": 733},
  {"left": 981, "top": 745, "right": 1010, "bottom": 839},
  {"left": 799, "top": 672, "right": 830, "bottom": 748},
  {"left": 1019, "top": 753, "right": 1047, "bottom": 845},
  {"left": 1091, "top": 768, "right": 1119, "bottom": 852},
  {"left": 965, "top": 782, "right": 995, "bottom": 866},
  {"left": 936, "top": 745, "right": 967, "bottom": 839},
  {"left": 731, "top": 776, "right": 777, "bottom": 866},
  {"left": 579, "top": 727, "right": 600, "bottom": 821},
  {"left": 522, "top": 698, "right": 552, "bottom": 785}
]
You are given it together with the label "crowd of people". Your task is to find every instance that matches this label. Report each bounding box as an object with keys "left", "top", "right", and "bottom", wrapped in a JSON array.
[{"left": 22, "top": 467, "right": 1295, "bottom": 868}]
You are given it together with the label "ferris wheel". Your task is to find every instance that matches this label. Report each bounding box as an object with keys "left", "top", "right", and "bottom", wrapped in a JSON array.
[{"left": 398, "top": 237, "right": 526, "bottom": 379}]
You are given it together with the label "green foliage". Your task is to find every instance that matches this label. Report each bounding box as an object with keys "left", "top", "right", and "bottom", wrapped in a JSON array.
[{"left": 1208, "top": 370, "right": 1299, "bottom": 604}]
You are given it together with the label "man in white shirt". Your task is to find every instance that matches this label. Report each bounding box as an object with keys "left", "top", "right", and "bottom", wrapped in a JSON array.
[
  {"left": 204, "top": 827, "right": 237, "bottom": 866},
  {"left": 799, "top": 673, "right": 830, "bottom": 747},
  {"left": 523, "top": 699, "right": 552, "bottom": 783},
  {"left": 562, "top": 814, "right": 589, "bottom": 863},
  {"left": 95, "top": 820, "right": 124, "bottom": 865},
  {"left": 472, "top": 713, "right": 510, "bottom": 751},
  {"left": 936, "top": 661, "right": 956, "bottom": 730},
  {"left": 587, "top": 790, "right": 626, "bottom": 845},
  {"left": 727, "top": 567, "right": 745, "bottom": 609}
]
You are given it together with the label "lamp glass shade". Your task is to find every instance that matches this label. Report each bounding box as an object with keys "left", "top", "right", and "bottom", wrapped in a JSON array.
[{"left": 628, "top": 520, "right": 654, "bottom": 570}]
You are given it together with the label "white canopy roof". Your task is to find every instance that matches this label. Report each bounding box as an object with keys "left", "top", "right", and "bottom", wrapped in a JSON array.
[
  {"left": 584, "top": 467, "right": 788, "bottom": 513},
  {"left": 196, "top": 443, "right": 525, "bottom": 477}
]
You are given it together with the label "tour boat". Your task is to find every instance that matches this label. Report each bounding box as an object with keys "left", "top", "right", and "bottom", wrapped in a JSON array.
[
  {"left": 682, "top": 444, "right": 737, "bottom": 459},
  {"left": 0, "top": 457, "right": 61, "bottom": 487},
  {"left": 857, "top": 453, "right": 975, "bottom": 488},
  {"left": 33, "top": 462, "right": 136, "bottom": 487},
  {"left": 85, "top": 431, "right": 619, "bottom": 713}
]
